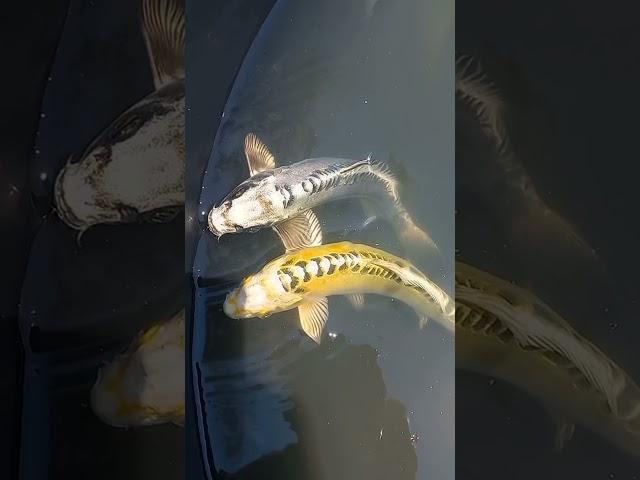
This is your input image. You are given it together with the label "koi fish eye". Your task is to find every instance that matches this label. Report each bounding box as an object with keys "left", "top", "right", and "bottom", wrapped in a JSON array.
[
  {"left": 223, "top": 180, "right": 258, "bottom": 203},
  {"left": 93, "top": 148, "right": 111, "bottom": 165},
  {"left": 106, "top": 115, "right": 146, "bottom": 144}
]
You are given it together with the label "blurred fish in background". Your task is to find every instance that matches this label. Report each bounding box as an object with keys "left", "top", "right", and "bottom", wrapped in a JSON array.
[
  {"left": 455, "top": 7, "right": 640, "bottom": 476},
  {"left": 92, "top": 309, "right": 185, "bottom": 427},
  {"left": 456, "top": 262, "right": 640, "bottom": 460},
  {"left": 455, "top": 51, "right": 603, "bottom": 272},
  {"left": 53, "top": 0, "right": 185, "bottom": 242}
]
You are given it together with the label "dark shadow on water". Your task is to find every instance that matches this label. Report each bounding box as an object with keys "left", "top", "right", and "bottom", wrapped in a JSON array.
[
  {"left": 456, "top": 1, "right": 640, "bottom": 477},
  {"left": 192, "top": 295, "right": 417, "bottom": 480},
  {"left": 17, "top": 0, "right": 184, "bottom": 478},
  {"left": 188, "top": 1, "right": 453, "bottom": 479}
]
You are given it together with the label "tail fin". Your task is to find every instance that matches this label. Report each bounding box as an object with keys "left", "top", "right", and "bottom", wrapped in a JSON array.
[
  {"left": 367, "top": 159, "right": 440, "bottom": 251},
  {"left": 399, "top": 215, "right": 439, "bottom": 251},
  {"left": 370, "top": 258, "right": 455, "bottom": 332}
]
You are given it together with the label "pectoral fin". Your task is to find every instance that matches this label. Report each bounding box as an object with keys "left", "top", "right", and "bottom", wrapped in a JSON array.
[
  {"left": 346, "top": 294, "right": 365, "bottom": 310},
  {"left": 360, "top": 198, "right": 380, "bottom": 229},
  {"left": 245, "top": 133, "right": 277, "bottom": 175},
  {"left": 141, "top": 0, "right": 185, "bottom": 88},
  {"left": 553, "top": 416, "right": 575, "bottom": 452},
  {"left": 298, "top": 297, "right": 329, "bottom": 344},
  {"left": 273, "top": 210, "right": 323, "bottom": 251}
]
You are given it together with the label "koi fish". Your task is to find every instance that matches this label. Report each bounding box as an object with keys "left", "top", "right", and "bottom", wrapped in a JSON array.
[
  {"left": 54, "top": 0, "right": 185, "bottom": 240},
  {"left": 455, "top": 261, "right": 640, "bottom": 458},
  {"left": 207, "top": 132, "right": 435, "bottom": 251},
  {"left": 90, "top": 309, "right": 185, "bottom": 428},
  {"left": 455, "top": 52, "right": 599, "bottom": 264},
  {"left": 223, "top": 212, "right": 453, "bottom": 343}
]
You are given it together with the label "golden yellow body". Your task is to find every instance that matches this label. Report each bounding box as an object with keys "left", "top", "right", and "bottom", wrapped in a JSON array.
[{"left": 224, "top": 242, "right": 454, "bottom": 342}]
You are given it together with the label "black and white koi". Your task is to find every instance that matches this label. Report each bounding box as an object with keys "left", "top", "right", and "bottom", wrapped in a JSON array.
[
  {"left": 54, "top": 0, "right": 185, "bottom": 239},
  {"left": 208, "top": 133, "right": 435, "bottom": 251}
]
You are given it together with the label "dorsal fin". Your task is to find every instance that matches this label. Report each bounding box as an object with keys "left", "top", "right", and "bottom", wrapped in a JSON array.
[
  {"left": 273, "top": 209, "right": 323, "bottom": 251},
  {"left": 141, "top": 0, "right": 185, "bottom": 89},
  {"left": 455, "top": 52, "right": 510, "bottom": 156},
  {"left": 245, "top": 133, "right": 277, "bottom": 175},
  {"left": 346, "top": 293, "right": 365, "bottom": 310}
]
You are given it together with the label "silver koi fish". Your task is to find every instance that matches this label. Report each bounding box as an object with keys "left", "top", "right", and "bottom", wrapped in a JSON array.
[
  {"left": 456, "top": 261, "right": 640, "bottom": 459},
  {"left": 54, "top": 0, "right": 185, "bottom": 238},
  {"left": 208, "top": 133, "right": 435, "bottom": 251}
]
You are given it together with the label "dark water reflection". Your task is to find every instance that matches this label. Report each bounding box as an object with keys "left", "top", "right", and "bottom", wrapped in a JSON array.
[
  {"left": 456, "top": 1, "right": 640, "bottom": 477},
  {"left": 197, "top": 333, "right": 417, "bottom": 479},
  {"left": 18, "top": 1, "right": 184, "bottom": 478},
  {"left": 190, "top": 0, "right": 454, "bottom": 478}
]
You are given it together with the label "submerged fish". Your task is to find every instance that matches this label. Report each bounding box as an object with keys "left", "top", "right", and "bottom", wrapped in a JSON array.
[
  {"left": 91, "top": 309, "right": 185, "bottom": 428},
  {"left": 455, "top": 261, "right": 640, "bottom": 458},
  {"left": 223, "top": 216, "right": 454, "bottom": 343},
  {"left": 455, "top": 52, "right": 599, "bottom": 264},
  {"left": 54, "top": 0, "right": 185, "bottom": 238},
  {"left": 208, "top": 133, "right": 435, "bottom": 250}
]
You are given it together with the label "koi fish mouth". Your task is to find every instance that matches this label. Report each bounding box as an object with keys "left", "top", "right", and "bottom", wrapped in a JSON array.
[
  {"left": 223, "top": 289, "right": 273, "bottom": 319},
  {"left": 53, "top": 168, "right": 89, "bottom": 230},
  {"left": 207, "top": 208, "right": 240, "bottom": 237},
  {"left": 223, "top": 294, "right": 240, "bottom": 318}
]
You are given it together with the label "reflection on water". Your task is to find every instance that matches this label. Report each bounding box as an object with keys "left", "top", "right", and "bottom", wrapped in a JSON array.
[
  {"left": 18, "top": 0, "right": 184, "bottom": 478},
  {"left": 190, "top": 0, "right": 454, "bottom": 478},
  {"left": 195, "top": 318, "right": 418, "bottom": 478}
]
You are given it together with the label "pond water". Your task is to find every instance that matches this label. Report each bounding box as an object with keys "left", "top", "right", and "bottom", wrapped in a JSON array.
[
  {"left": 18, "top": 1, "right": 184, "bottom": 478},
  {"left": 189, "top": 0, "right": 454, "bottom": 479}
]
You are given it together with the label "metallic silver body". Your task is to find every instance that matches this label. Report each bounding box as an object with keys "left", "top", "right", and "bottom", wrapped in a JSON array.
[{"left": 209, "top": 156, "right": 419, "bottom": 239}]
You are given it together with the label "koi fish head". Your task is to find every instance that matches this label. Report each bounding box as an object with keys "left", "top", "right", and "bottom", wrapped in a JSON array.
[
  {"left": 208, "top": 172, "right": 283, "bottom": 237},
  {"left": 53, "top": 83, "right": 185, "bottom": 231},
  {"left": 223, "top": 267, "right": 301, "bottom": 319}
]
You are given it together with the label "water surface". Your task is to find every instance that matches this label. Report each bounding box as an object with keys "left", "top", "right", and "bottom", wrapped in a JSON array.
[{"left": 190, "top": 0, "right": 454, "bottom": 478}]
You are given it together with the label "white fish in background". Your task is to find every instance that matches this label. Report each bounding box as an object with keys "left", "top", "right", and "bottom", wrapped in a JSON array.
[
  {"left": 54, "top": 0, "right": 185, "bottom": 240},
  {"left": 91, "top": 309, "right": 185, "bottom": 427},
  {"left": 456, "top": 261, "right": 640, "bottom": 459},
  {"left": 208, "top": 133, "right": 436, "bottom": 251},
  {"left": 455, "top": 52, "right": 599, "bottom": 263}
]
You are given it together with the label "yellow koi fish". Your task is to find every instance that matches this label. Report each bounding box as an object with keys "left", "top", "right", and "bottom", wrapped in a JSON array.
[
  {"left": 91, "top": 309, "right": 185, "bottom": 428},
  {"left": 223, "top": 225, "right": 454, "bottom": 343},
  {"left": 456, "top": 261, "right": 640, "bottom": 458}
]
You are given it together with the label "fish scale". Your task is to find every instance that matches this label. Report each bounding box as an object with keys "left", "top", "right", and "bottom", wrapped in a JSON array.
[
  {"left": 456, "top": 261, "right": 640, "bottom": 450},
  {"left": 209, "top": 133, "right": 435, "bottom": 247},
  {"left": 276, "top": 244, "right": 447, "bottom": 314},
  {"left": 224, "top": 242, "right": 454, "bottom": 351}
]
